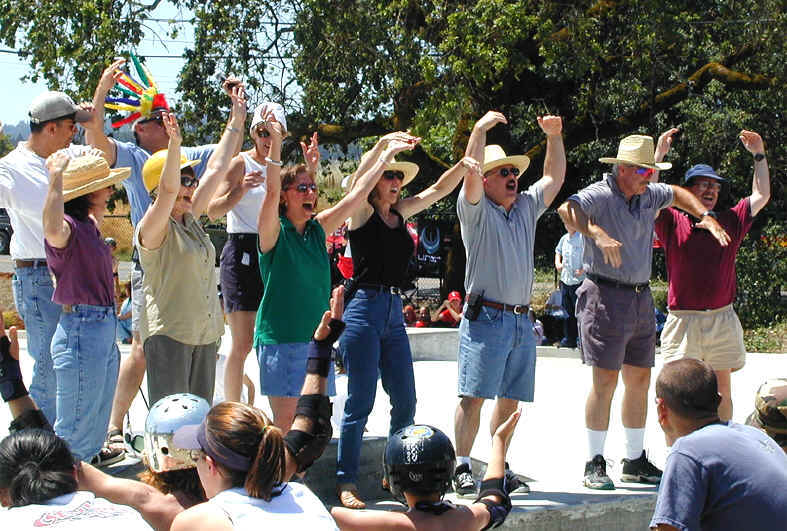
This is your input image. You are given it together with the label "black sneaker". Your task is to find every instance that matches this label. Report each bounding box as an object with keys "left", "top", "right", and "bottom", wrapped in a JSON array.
[
  {"left": 453, "top": 463, "right": 476, "bottom": 498},
  {"left": 504, "top": 463, "right": 530, "bottom": 494},
  {"left": 621, "top": 451, "right": 662, "bottom": 484},
  {"left": 583, "top": 454, "right": 615, "bottom": 490}
]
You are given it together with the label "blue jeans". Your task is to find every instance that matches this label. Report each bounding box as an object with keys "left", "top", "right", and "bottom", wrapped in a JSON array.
[
  {"left": 11, "top": 265, "right": 61, "bottom": 425},
  {"left": 51, "top": 305, "right": 119, "bottom": 461},
  {"left": 560, "top": 281, "right": 580, "bottom": 344},
  {"left": 337, "top": 288, "right": 417, "bottom": 483},
  {"left": 457, "top": 305, "right": 537, "bottom": 401}
]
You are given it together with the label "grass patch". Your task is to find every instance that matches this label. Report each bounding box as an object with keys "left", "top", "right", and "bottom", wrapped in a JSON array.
[{"left": 744, "top": 319, "right": 787, "bottom": 353}]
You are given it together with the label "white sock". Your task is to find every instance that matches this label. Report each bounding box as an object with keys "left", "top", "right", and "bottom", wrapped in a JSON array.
[
  {"left": 457, "top": 456, "right": 471, "bottom": 468},
  {"left": 587, "top": 429, "right": 607, "bottom": 460},
  {"left": 624, "top": 427, "right": 646, "bottom": 460}
]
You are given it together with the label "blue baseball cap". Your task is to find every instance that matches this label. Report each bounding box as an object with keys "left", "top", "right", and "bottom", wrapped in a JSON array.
[{"left": 684, "top": 164, "right": 726, "bottom": 186}]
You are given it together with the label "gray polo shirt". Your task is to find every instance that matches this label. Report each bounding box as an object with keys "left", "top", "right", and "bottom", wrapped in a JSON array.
[
  {"left": 458, "top": 183, "right": 546, "bottom": 306},
  {"left": 568, "top": 174, "right": 673, "bottom": 284}
]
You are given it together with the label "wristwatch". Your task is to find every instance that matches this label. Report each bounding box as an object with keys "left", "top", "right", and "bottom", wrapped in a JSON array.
[
  {"left": 701, "top": 210, "right": 718, "bottom": 220},
  {"left": 753, "top": 153, "right": 766, "bottom": 162}
]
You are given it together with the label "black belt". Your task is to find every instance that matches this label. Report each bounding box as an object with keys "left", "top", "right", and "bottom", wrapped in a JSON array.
[
  {"left": 228, "top": 233, "right": 257, "bottom": 241},
  {"left": 357, "top": 283, "right": 401, "bottom": 295},
  {"left": 588, "top": 273, "right": 649, "bottom": 293},
  {"left": 14, "top": 259, "right": 47, "bottom": 268},
  {"left": 482, "top": 300, "right": 529, "bottom": 315}
]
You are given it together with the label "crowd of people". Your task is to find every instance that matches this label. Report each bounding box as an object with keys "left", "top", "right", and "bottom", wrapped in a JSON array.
[{"left": 0, "top": 58, "right": 785, "bottom": 530}]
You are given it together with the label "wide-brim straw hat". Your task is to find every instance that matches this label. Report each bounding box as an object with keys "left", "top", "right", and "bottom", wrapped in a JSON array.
[
  {"left": 62, "top": 155, "right": 131, "bottom": 201},
  {"left": 599, "top": 135, "right": 672, "bottom": 170},
  {"left": 354, "top": 150, "right": 419, "bottom": 188},
  {"left": 482, "top": 145, "right": 530, "bottom": 175}
]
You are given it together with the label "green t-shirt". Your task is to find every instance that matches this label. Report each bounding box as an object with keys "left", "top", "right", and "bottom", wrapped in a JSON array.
[{"left": 254, "top": 216, "right": 330, "bottom": 346}]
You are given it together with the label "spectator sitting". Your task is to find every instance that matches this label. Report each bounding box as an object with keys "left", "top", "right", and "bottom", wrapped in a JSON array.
[
  {"left": 116, "top": 282, "right": 132, "bottom": 344},
  {"left": 414, "top": 306, "right": 432, "bottom": 328},
  {"left": 402, "top": 305, "right": 417, "bottom": 327},
  {"left": 434, "top": 290, "right": 463, "bottom": 327},
  {"left": 745, "top": 378, "right": 787, "bottom": 452},
  {"left": 529, "top": 309, "right": 547, "bottom": 346}
]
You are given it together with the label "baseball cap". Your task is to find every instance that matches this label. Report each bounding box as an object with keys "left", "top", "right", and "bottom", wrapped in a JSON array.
[
  {"left": 249, "top": 102, "right": 287, "bottom": 134},
  {"left": 29, "top": 91, "right": 91, "bottom": 124},
  {"left": 683, "top": 164, "right": 725, "bottom": 186},
  {"left": 448, "top": 291, "right": 462, "bottom": 303}
]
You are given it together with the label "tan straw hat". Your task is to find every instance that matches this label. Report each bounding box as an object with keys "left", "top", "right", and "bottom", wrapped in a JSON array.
[
  {"left": 482, "top": 145, "right": 530, "bottom": 175},
  {"left": 62, "top": 154, "right": 131, "bottom": 201},
  {"left": 355, "top": 150, "right": 419, "bottom": 188},
  {"left": 599, "top": 135, "right": 672, "bottom": 170}
]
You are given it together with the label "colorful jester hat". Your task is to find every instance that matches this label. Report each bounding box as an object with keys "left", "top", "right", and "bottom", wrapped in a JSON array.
[{"left": 104, "top": 52, "right": 170, "bottom": 128}]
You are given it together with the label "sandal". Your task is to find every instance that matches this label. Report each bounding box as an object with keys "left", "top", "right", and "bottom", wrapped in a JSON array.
[
  {"left": 106, "top": 428, "right": 125, "bottom": 453},
  {"left": 337, "top": 483, "right": 366, "bottom": 509},
  {"left": 91, "top": 444, "right": 124, "bottom": 468}
]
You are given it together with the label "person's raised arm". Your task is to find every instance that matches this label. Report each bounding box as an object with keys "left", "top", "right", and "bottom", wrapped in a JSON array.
[
  {"left": 464, "top": 111, "right": 507, "bottom": 205},
  {"left": 555, "top": 250, "right": 563, "bottom": 272},
  {"left": 191, "top": 85, "right": 247, "bottom": 218},
  {"left": 255, "top": 112, "right": 284, "bottom": 254},
  {"left": 42, "top": 151, "right": 72, "bottom": 249},
  {"left": 283, "top": 285, "right": 345, "bottom": 480},
  {"left": 84, "top": 58, "right": 127, "bottom": 166},
  {"left": 137, "top": 113, "right": 183, "bottom": 250},
  {"left": 396, "top": 156, "right": 481, "bottom": 220},
  {"left": 320, "top": 135, "right": 419, "bottom": 235},
  {"left": 535, "top": 115, "right": 565, "bottom": 207},
  {"left": 343, "top": 132, "right": 411, "bottom": 193},
  {"left": 670, "top": 185, "right": 731, "bottom": 247},
  {"left": 558, "top": 200, "right": 623, "bottom": 268},
  {"left": 651, "top": 128, "right": 680, "bottom": 183},
  {"left": 739, "top": 130, "right": 770, "bottom": 216}
]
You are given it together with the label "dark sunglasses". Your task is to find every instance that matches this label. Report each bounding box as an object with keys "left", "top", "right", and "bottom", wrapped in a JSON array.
[
  {"left": 140, "top": 114, "right": 164, "bottom": 125},
  {"left": 382, "top": 170, "right": 405, "bottom": 181},
  {"left": 497, "top": 167, "right": 520, "bottom": 178},
  {"left": 255, "top": 126, "right": 271, "bottom": 138},
  {"left": 181, "top": 175, "right": 199, "bottom": 188},
  {"left": 289, "top": 183, "right": 318, "bottom": 193}
]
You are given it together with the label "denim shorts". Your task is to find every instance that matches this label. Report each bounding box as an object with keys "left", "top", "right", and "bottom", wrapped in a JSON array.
[
  {"left": 257, "top": 342, "right": 336, "bottom": 397},
  {"left": 457, "top": 304, "right": 537, "bottom": 402}
]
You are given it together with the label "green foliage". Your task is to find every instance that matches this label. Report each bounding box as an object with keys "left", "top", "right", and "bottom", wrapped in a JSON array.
[
  {"left": 734, "top": 221, "right": 787, "bottom": 328},
  {"left": 0, "top": 130, "right": 14, "bottom": 158}
]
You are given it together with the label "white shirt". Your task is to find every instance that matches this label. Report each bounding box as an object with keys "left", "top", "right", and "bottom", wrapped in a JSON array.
[
  {"left": 226, "top": 152, "right": 267, "bottom": 234},
  {"left": 4, "top": 491, "right": 153, "bottom": 530},
  {"left": 208, "top": 485, "right": 338, "bottom": 530},
  {"left": 0, "top": 143, "right": 88, "bottom": 259}
]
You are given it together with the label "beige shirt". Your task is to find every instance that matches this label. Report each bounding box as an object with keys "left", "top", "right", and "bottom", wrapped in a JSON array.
[{"left": 135, "top": 213, "right": 224, "bottom": 345}]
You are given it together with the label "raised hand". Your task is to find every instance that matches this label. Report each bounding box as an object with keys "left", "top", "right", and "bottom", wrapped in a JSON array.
[
  {"left": 739, "top": 130, "right": 765, "bottom": 154},
  {"left": 656, "top": 127, "right": 680, "bottom": 159},
  {"left": 97, "top": 58, "right": 126, "bottom": 96},
  {"left": 379, "top": 131, "right": 417, "bottom": 147},
  {"left": 476, "top": 111, "right": 507, "bottom": 132},
  {"left": 459, "top": 156, "right": 482, "bottom": 178},
  {"left": 263, "top": 109, "right": 284, "bottom": 140},
  {"left": 301, "top": 132, "right": 320, "bottom": 173},
  {"left": 386, "top": 134, "right": 421, "bottom": 156},
  {"left": 492, "top": 409, "right": 521, "bottom": 447},
  {"left": 0, "top": 310, "right": 22, "bottom": 403},
  {"left": 313, "top": 285, "right": 345, "bottom": 341},
  {"left": 161, "top": 113, "right": 182, "bottom": 146},
  {"left": 240, "top": 170, "right": 266, "bottom": 193},
  {"left": 221, "top": 75, "right": 243, "bottom": 96},
  {"left": 45, "top": 150, "right": 71, "bottom": 177},
  {"left": 537, "top": 115, "right": 563, "bottom": 136},
  {"left": 228, "top": 84, "right": 247, "bottom": 120}
]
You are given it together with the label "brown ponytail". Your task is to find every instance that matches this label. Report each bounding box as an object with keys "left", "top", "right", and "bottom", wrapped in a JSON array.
[{"left": 205, "top": 402, "right": 286, "bottom": 501}]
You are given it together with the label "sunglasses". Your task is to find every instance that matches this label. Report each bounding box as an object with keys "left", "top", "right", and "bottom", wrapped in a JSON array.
[
  {"left": 497, "top": 167, "right": 520, "bottom": 178},
  {"left": 288, "top": 183, "right": 318, "bottom": 193},
  {"left": 125, "top": 431, "right": 145, "bottom": 455},
  {"left": 255, "top": 126, "right": 271, "bottom": 138},
  {"left": 633, "top": 167, "right": 655, "bottom": 177},
  {"left": 181, "top": 175, "right": 199, "bottom": 188},
  {"left": 693, "top": 181, "right": 722, "bottom": 192},
  {"left": 140, "top": 114, "right": 164, "bottom": 125},
  {"left": 382, "top": 170, "right": 405, "bottom": 181}
]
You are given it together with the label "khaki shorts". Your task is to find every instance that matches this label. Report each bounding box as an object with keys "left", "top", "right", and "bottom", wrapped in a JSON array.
[{"left": 660, "top": 304, "right": 746, "bottom": 371}]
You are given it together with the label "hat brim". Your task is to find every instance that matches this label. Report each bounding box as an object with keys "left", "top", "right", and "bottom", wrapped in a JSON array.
[
  {"left": 598, "top": 157, "right": 672, "bottom": 170},
  {"left": 482, "top": 155, "right": 531, "bottom": 175},
  {"left": 180, "top": 159, "right": 200, "bottom": 172},
  {"left": 172, "top": 423, "right": 202, "bottom": 450},
  {"left": 386, "top": 161, "right": 419, "bottom": 187},
  {"left": 74, "top": 109, "right": 92, "bottom": 123},
  {"left": 63, "top": 167, "right": 131, "bottom": 202}
]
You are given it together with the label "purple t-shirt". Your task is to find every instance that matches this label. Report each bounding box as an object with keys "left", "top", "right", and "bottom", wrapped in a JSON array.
[{"left": 45, "top": 214, "right": 115, "bottom": 306}]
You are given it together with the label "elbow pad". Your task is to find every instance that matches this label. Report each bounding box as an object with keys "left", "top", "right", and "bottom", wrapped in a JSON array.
[
  {"left": 475, "top": 477, "right": 512, "bottom": 530},
  {"left": 1, "top": 336, "right": 28, "bottom": 402},
  {"left": 306, "top": 319, "right": 346, "bottom": 376},
  {"left": 9, "top": 409, "right": 53, "bottom": 433},
  {"left": 283, "top": 394, "right": 333, "bottom": 472}
]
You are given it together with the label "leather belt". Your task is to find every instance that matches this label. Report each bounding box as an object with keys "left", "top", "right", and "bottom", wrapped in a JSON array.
[
  {"left": 357, "top": 283, "right": 401, "bottom": 295},
  {"left": 588, "top": 273, "right": 649, "bottom": 293},
  {"left": 228, "top": 233, "right": 257, "bottom": 241},
  {"left": 482, "top": 300, "right": 529, "bottom": 315},
  {"left": 14, "top": 259, "right": 47, "bottom": 269}
]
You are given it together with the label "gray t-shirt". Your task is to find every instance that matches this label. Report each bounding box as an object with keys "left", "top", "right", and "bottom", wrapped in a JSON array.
[
  {"left": 650, "top": 422, "right": 787, "bottom": 531},
  {"left": 568, "top": 174, "right": 672, "bottom": 284},
  {"left": 458, "top": 183, "right": 546, "bottom": 306}
]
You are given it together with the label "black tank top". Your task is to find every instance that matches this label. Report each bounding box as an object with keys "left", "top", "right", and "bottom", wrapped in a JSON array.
[{"left": 349, "top": 209, "right": 414, "bottom": 287}]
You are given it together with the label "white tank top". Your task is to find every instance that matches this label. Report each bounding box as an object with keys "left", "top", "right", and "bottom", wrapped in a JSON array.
[
  {"left": 226, "top": 152, "right": 267, "bottom": 234},
  {"left": 208, "top": 485, "right": 338, "bottom": 530},
  {"left": 5, "top": 491, "right": 153, "bottom": 530}
]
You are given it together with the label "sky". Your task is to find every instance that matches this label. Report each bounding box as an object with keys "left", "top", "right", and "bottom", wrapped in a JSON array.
[{"left": 1, "top": 4, "right": 194, "bottom": 128}]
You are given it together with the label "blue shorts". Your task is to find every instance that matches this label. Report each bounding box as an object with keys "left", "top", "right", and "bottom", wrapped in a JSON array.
[
  {"left": 257, "top": 342, "right": 336, "bottom": 397},
  {"left": 457, "top": 305, "right": 537, "bottom": 402}
]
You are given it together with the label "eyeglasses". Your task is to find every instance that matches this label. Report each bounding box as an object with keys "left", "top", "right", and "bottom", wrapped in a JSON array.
[
  {"left": 497, "top": 167, "right": 520, "bottom": 178},
  {"left": 288, "top": 183, "right": 318, "bottom": 193},
  {"left": 124, "top": 432, "right": 145, "bottom": 455},
  {"left": 255, "top": 126, "right": 271, "bottom": 138},
  {"left": 692, "top": 181, "right": 722, "bottom": 192},
  {"left": 382, "top": 170, "right": 405, "bottom": 181},
  {"left": 181, "top": 175, "right": 199, "bottom": 188},
  {"left": 634, "top": 167, "right": 655, "bottom": 177},
  {"left": 140, "top": 114, "right": 164, "bottom": 125}
]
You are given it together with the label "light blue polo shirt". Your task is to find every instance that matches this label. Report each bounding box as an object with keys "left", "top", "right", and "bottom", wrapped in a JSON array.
[
  {"left": 113, "top": 140, "right": 216, "bottom": 226},
  {"left": 568, "top": 173, "right": 673, "bottom": 284},
  {"left": 458, "top": 183, "right": 546, "bottom": 306}
]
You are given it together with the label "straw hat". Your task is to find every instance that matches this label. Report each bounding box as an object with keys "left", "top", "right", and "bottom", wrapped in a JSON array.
[
  {"left": 356, "top": 150, "right": 419, "bottom": 188},
  {"left": 599, "top": 135, "right": 672, "bottom": 170},
  {"left": 142, "top": 149, "right": 201, "bottom": 193},
  {"left": 62, "top": 155, "right": 131, "bottom": 201},
  {"left": 482, "top": 145, "right": 530, "bottom": 175}
]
